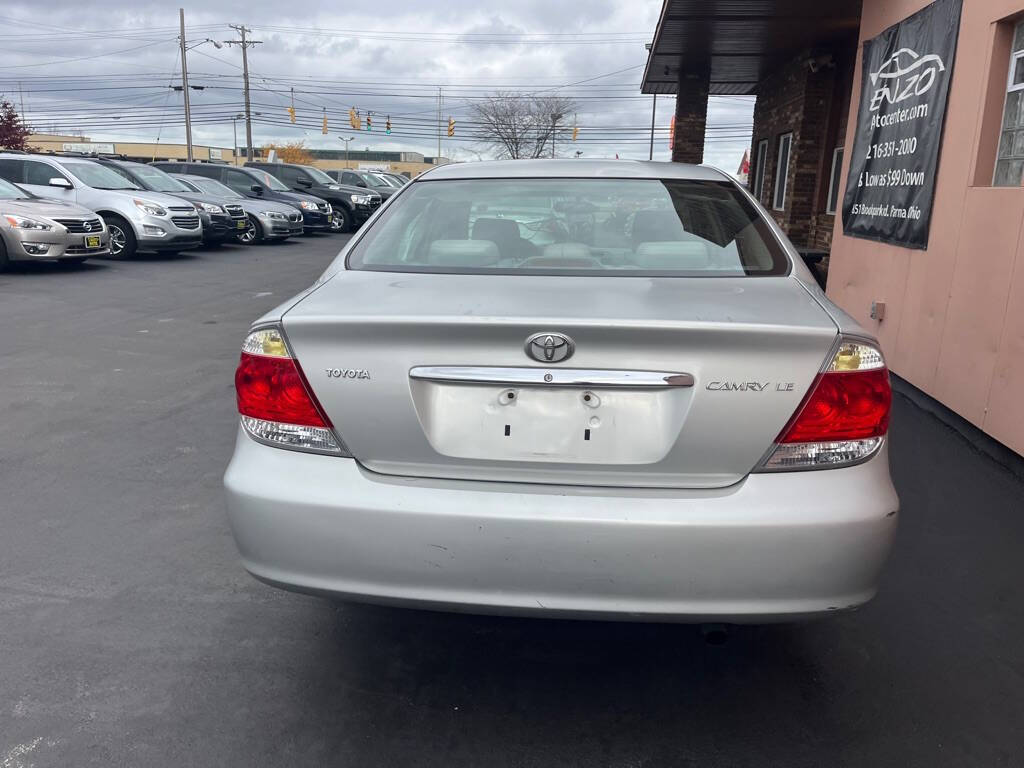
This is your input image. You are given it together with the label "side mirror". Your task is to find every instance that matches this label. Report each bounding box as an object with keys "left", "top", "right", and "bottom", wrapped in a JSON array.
[
  {"left": 49, "top": 177, "right": 72, "bottom": 189},
  {"left": 250, "top": 184, "right": 263, "bottom": 195},
  {"left": 357, "top": 181, "right": 368, "bottom": 188},
  {"left": 297, "top": 177, "right": 313, "bottom": 187}
]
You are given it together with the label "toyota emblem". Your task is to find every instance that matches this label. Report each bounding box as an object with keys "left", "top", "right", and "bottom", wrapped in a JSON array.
[{"left": 524, "top": 332, "right": 575, "bottom": 364}]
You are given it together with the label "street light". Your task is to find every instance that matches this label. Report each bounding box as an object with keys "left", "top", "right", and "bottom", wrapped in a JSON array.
[
  {"left": 178, "top": 7, "right": 224, "bottom": 162},
  {"left": 339, "top": 136, "right": 354, "bottom": 168}
]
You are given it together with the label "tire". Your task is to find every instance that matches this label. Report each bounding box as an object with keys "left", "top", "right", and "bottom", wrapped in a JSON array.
[
  {"left": 102, "top": 215, "right": 137, "bottom": 260},
  {"left": 332, "top": 207, "right": 352, "bottom": 233},
  {"left": 0, "top": 239, "right": 10, "bottom": 272},
  {"left": 238, "top": 214, "right": 263, "bottom": 244}
]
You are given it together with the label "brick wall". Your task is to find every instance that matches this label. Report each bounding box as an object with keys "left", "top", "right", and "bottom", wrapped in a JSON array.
[
  {"left": 749, "top": 44, "right": 855, "bottom": 253},
  {"left": 672, "top": 75, "right": 710, "bottom": 164}
]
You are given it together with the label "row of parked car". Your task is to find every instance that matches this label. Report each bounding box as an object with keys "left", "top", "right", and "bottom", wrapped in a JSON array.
[{"left": 0, "top": 151, "right": 409, "bottom": 270}]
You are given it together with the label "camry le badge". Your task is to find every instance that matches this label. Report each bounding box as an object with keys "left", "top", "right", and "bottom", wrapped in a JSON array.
[{"left": 524, "top": 332, "right": 575, "bottom": 364}]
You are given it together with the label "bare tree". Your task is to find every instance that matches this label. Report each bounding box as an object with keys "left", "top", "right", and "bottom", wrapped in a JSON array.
[{"left": 470, "top": 93, "right": 577, "bottom": 159}]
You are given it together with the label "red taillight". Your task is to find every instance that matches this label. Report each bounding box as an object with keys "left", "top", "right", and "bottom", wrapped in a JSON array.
[
  {"left": 235, "top": 351, "right": 330, "bottom": 428},
  {"left": 778, "top": 367, "right": 891, "bottom": 443}
]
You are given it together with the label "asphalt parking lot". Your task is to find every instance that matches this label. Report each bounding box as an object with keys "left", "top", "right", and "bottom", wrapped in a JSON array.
[{"left": 1, "top": 236, "right": 1023, "bottom": 767}]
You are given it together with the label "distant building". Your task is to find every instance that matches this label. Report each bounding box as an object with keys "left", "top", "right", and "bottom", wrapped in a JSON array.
[
  {"left": 26, "top": 134, "right": 450, "bottom": 178},
  {"left": 28, "top": 134, "right": 237, "bottom": 164}
]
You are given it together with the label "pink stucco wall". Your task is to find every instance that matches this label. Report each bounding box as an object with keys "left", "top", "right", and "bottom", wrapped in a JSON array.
[{"left": 828, "top": 0, "right": 1024, "bottom": 456}]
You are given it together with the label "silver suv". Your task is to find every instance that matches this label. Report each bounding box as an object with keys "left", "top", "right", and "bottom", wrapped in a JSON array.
[
  {"left": 0, "top": 153, "right": 203, "bottom": 259},
  {"left": 0, "top": 175, "right": 109, "bottom": 269}
]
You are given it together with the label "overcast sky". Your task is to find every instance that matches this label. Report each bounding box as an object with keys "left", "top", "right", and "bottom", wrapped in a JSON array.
[{"left": 0, "top": 1, "right": 753, "bottom": 170}]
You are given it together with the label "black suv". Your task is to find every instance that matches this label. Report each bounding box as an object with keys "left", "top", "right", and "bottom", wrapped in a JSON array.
[
  {"left": 92, "top": 158, "right": 248, "bottom": 245},
  {"left": 245, "top": 161, "right": 382, "bottom": 232},
  {"left": 149, "top": 162, "right": 332, "bottom": 233}
]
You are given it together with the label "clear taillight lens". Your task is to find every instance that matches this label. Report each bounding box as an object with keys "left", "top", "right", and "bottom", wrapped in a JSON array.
[
  {"left": 757, "top": 339, "right": 891, "bottom": 471},
  {"left": 235, "top": 327, "right": 348, "bottom": 455}
]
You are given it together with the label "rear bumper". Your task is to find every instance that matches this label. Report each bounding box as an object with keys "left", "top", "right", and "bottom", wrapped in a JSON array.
[{"left": 223, "top": 430, "right": 899, "bottom": 622}]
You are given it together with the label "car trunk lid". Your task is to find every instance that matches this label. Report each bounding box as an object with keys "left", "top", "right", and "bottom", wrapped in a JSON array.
[{"left": 282, "top": 270, "right": 837, "bottom": 488}]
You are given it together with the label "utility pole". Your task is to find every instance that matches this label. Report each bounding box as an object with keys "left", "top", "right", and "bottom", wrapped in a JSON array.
[
  {"left": 178, "top": 9, "right": 193, "bottom": 161},
  {"left": 225, "top": 24, "right": 262, "bottom": 162},
  {"left": 648, "top": 93, "right": 657, "bottom": 161},
  {"left": 340, "top": 136, "right": 354, "bottom": 168},
  {"left": 551, "top": 112, "right": 563, "bottom": 158},
  {"left": 436, "top": 87, "right": 442, "bottom": 159}
]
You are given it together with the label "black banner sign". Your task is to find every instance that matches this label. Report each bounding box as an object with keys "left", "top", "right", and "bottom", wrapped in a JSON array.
[{"left": 842, "top": 0, "right": 962, "bottom": 250}]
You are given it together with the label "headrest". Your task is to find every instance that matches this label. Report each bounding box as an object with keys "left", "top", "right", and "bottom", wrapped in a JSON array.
[
  {"left": 634, "top": 241, "right": 711, "bottom": 270},
  {"left": 520, "top": 242, "right": 601, "bottom": 268},
  {"left": 471, "top": 217, "right": 520, "bottom": 242},
  {"left": 427, "top": 240, "right": 500, "bottom": 267},
  {"left": 631, "top": 209, "right": 686, "bottom": 244}
]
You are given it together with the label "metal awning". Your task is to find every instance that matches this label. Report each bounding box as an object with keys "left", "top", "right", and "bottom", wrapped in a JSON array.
[{"left": 641, "top": 0, "right": 862, "bottom": 95}]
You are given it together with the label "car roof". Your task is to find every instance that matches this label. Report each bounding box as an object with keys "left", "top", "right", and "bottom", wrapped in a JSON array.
[
  {"left": 248, "top": 161, "right": 305, "bottom": 169},
  {"left": 419, "top": 159, "right": 731, "bottom": 182}
]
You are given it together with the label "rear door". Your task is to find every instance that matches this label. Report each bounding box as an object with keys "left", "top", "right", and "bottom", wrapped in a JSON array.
[
  {"left": 22, "top": 160, "right": 76, "bottom": 203},
  {"left": 223, "top": 168, "right": 258, "bottom": 199}
]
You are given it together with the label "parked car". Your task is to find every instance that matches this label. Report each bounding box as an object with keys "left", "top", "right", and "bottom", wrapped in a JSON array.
[
  {"left": 329, "top": 169, "right": 397, "bottom": 199},
  {"left": 0, "top": 153, "right": 201, "bottom": 259},
  {"left": 223, "top": 159, "right": 899, "bottom": 624},
  {"left": 378, "top": 172, "right": 409, "bottom": 187},
  {"left": 0, "top": 174, "right": 109, "bottom": 269},
  {"left": 171, "top": 174, "right": 304, "bottom": 244},
  {"left": 245, "top": 161, "right": 382, "bottom": 232},
  {"left": 150, "top": 162, "right": 331, "bottom": 233},
  {"left": 92, "top": 158, "right": 247, "bottom": 246}
]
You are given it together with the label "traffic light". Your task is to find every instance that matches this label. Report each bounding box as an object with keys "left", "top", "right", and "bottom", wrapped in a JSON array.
[
  {"left": 287, "top": 105, "right": 296, "bottom": 123},
  {"left": 367, "top": 113, "right": 373, "bottom": 131},
  {"left": 572, "top": 125, "right": 579, "bottom": 141},
  {"left": 669, "top": 115, "right": 676, "bottom": 149},
  {"left": 385, "top": 116, "right": 392, "bottom": 135},
  {"left": 349, "top": 107, "right": 361, "bottom": 130},
  {"left": 322, "top": 110, "right": 328, "bottom": 135},
  {"left": 447, "top": 116, "right": 455, "bottom": 137}
]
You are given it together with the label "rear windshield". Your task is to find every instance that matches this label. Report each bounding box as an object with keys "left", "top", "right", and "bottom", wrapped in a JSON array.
[
  {"left": 248, "top": 169, "right": 290, "bottom": 192},
  {"left": 125, "top": 164, "right": 188, "bottom": 193},
  {"left": 185, "top": 177, "right": 242, "bottom": 199},
  {"left": 62, "top": 161, "right": 139, "bottom": 190},
  {"left": 347, "top": 178, "right": 789, "bottom": 276}
]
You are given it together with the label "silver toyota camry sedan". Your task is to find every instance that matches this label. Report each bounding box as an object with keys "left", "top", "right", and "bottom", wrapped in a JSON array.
[{"left": 224, "top": 159, "right": 898, "bottom": 623}]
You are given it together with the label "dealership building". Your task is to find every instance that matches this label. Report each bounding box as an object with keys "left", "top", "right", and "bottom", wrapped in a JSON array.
[{"left": 644, "top": 0, "right": 1024, "bottom": 457}]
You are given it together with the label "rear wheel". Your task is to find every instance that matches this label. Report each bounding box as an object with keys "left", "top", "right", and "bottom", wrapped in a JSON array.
[
  {"left": 102, "top": 215, "right": 137, "bottom": 259},
  {"left": 239, "top": 215, "right": 263, "bottom": 244}
]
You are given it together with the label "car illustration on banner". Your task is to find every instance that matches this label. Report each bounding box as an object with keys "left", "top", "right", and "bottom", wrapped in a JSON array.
[{"left": 869, "top": 47, "right": 946, "bottom": 110}]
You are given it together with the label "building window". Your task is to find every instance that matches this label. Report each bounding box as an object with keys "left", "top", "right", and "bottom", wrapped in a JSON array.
[
  {"left": 773, "top": 133, "right": 792, "bottom": 210},
  {"left": 995, "top": 21, "right": 1024, "bottom": 185},
  {"left": 826, "top": 147, "right": 844, "bottom": 214},
  {"left": 752, "top": 139, "right": 768, "bottom": 202}
]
